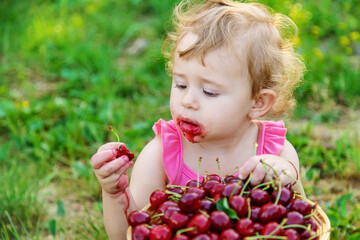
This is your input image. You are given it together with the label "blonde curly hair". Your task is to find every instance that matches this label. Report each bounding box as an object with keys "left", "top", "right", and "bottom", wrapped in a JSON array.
[{"left": 162, "top": 0, "right": 305, "bottom": 117}]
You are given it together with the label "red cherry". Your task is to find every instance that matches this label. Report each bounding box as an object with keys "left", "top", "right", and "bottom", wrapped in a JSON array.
[
  {"left": 186, "top": 213, "right": 211, "bottom": 237},
  {"left": 286, "top": 211, "right": 304, "bottom": 227},
  {"left": 150, "top": 190, "right": 168, "bottom": 209},
  {"left": 283, "top": 228, "right": 300, "bottom": 240},
  {"left": 209, "top": 183, "right": 225, "bottom": 197},
  {"left": 235, "top": 218, "right": 255, "bottom": 236},
  {"left": 167, "top": 211, "right": 190, "bottom": 231},
  {"left": 250, "top": 189, "right": 270, "bottom": 206},
  {"left": 149, "top": 225, "right": 172, "bottom": 240},
  {"left": 163, "top": 206, "right": 180, "bottom": 223},
  {"left": 192, "top": 233, "right": 211, "bottom": 240},
  {"left": 259, "top": 203, "right": 286, "bottom": 224},
  {"left": 206, "top": 174, "right": 222, "bottom": 182},
  {"left": 304, "top": 218, "right": 318, "bottom": 231},
  {"left": 220, "top": 228, "right": 240, "bottom": 240},
  {"left": 187, "top": 186, "right": 206, "bottom": 199},
  {"left": 128, "top": 210, "right": 150, "bottom": 227},
  {"left": 186, "top": 179, "right": 200, "bottom": 187},
  {"left": 116, "top": 144, "right": 135, "bottom": 160},
  {"left": 200, "top": 198, "right": 216, "bottom": 213},
  {"left": 228, "top": 195, "right": 248, "bottom": 218},
  {"left": 221, "top": 183, "right": 241, "bottom": 198},
  {"left": 157, "top": 200, "right": 178, "bottom": 214},
  {"left": 203, "top": 180, "right": 220, "bottom": 196},
  {"left": 209, "top": 232, "right": 220, "bottom": 240},
  {"left": 209, "top": 210, "right": 231, "bottom": 232},
  {"left": 250, "top": 206, "right": 261, "bottom": 222},
  {"left": 300, "top": 229, "right": 318, "bottom": 240},
  {"left": 253, "top": 222, "right": 264, "bottom": 233},
  {"left": 261, "top": 221, "right": 284, "bottom": 237},
  {"left": 271, "top": 186, "right": 294, "bottom": 206},
  {"left": 132, "top": 224, "right": 150, "bottom": 240},
  {"left": 166, "top": 186, "right": 184, "bottom": 195},
  {"left": 178, "top": 192, "right": 202, "bottom": 213},
  {"left": 289, "top": 198, "right": 313, "bottom": 216},
  {"left": 172, "top": 234, "right": 189, "bottom": 240}
]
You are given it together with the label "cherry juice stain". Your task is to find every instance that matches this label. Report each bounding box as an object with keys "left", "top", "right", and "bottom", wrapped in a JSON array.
[{"left": 177, "top": 117, "right": 204, "bottom": 143}]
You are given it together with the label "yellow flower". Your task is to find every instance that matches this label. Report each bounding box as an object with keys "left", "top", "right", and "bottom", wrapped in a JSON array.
[
  {"left": 337, "top": 22, "right": 347, "bottom": 30},
  {"left": 350, "top": 32, "right": 360, "bottom": 41},
  {"left": 22, "top": 100, "right": 30, "bottom": 108},
  {"left": 311, "top": 25, "right": 320, "bottom": 36},
  {"left": 339, "top": 36, "right": 350, "bottom": 46},
  {"left": 314, "top": 48, "right": 323, "bottom": 60}
]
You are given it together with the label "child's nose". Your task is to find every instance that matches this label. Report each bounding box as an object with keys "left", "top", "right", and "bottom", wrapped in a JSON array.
[{"left": 182, "top": 89, "right": 199, "bottom": 110}]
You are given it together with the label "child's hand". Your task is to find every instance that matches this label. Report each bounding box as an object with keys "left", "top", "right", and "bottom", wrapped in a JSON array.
[
  {"left": 238, "top": 154, "right": 298, "bottom": 186},
  {"left": 90, "top": 142, "right": 134, "bottom": 195}
]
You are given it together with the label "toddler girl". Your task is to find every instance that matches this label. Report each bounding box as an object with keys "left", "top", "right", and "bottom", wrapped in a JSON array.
[{"left": 90, "top": 0, "right": 305, "bottom": 238}]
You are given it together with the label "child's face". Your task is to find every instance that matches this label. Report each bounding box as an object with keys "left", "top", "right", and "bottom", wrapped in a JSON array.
[{"left": 170, "top": 32, "right": 255, "bottom": 143}]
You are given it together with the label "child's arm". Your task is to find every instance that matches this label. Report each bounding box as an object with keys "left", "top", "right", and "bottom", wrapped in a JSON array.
[
  {"left": 90, "top": 137, "right": 166, "bottom": 239},
  {"left": 238, "top": 140, "right": 303, "bottom": 193}
]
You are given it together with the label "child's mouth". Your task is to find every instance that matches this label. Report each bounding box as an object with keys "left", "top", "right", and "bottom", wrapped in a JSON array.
[
  {"left": 177, "top": 117, "right": 203, "bottom": 143},
  {"left": 179, "top": 120, "right": 202, "bottom": 135}
]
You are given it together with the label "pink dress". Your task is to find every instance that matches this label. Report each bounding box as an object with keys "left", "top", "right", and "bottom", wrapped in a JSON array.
[{"left": 152, "top": 119, "right": 287, "bottom": 186}]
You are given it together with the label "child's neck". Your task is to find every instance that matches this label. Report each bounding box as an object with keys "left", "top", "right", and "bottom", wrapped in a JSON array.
[{"left": 182, "top": 121, "right": 259, "bottom": 175}]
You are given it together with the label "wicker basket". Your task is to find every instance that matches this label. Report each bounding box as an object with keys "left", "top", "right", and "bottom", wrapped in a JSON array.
[{"left": 127, "top": 197, "right": 331, "bottom": 240}]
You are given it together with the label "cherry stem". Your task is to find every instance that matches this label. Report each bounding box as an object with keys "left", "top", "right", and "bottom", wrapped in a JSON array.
[
  {"left": 267, "top": 218, "right": 287, "bottom": 236},
  {"left": 176, "top": 227, "right": 197, "bottom": 235},
  {"left": 151, "top": 213, "right": 164, "bottom": 219},
  {"left": 204, "top": 171, "right": 208, "bottom": 182},
  {"left": 282, "top": 170, "right": 306, "bottom": 198},
  {"left": 245, "top": 235, "right": 286, "bottom": 239},
  {"left": 260, "top": 159, "right": 280, "bottom": 179},
  {"left": 307, "top": 228, "right": 333, "bottom": 240},
  {"left": 166, "top": 185, "right": 189, "bottom": 189},
  {"left": 282, "top": 224, "right": 309, "bottom": 230},
  {"left": 240, "top": 172, "right": 252, "bottom": 197},
  {"left": 198, "top": 209, "right": 210, "bottom": 218},
  {"left": 109, "top": 126, "right": 121, "bottom": 149},
  {"left": 247, "top": 198, "right": 251, "bottom": 219},
  {"left": 229, "top": 167, "right": 239, "bottom": 176},
  {"left": 274, "top": 179, "right": 282, "bottom": 205},
  {"left": 197, "top": 157, "right": 202, "bottom": 187},
  {"left": 230, "top": 178, "right": 243, "bottom": 198},
  {"left": 254, "top": 142, "right": 258, "bottom": 155},
  {"left": 252, "top": 181, "right": 273, "bottom": 190},
  {"left": 165, "top": 190, "right": 182, "bottom": 198},
  {"left": 304, "top": 209, "right": 317, "bottom": 219},
  {"left": 216, "top": 158, "right": 225, "bottom": 183}
]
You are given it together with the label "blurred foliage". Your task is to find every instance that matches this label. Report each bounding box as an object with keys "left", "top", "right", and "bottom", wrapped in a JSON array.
[{"left": 0, "top": 0, "right": 359, "bottom": 238}]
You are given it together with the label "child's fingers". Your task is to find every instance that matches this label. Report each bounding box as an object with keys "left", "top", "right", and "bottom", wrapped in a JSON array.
[
  {"left": 90, "top": 149, "right": 117, "bottom": 169},
  {"left": 249, "top": 162, "right": 263, "bottom": 186},
  {"left": 279, "top": 169, "right": 296, "bottom": 186},
  {"left": 116, "top": 175, "right": 130, "bottom": 192},
  {"left": 96, "top": 155, "right": 129, "bottom": 178},
  {"left": 97, "top": 142, "right": 125, "bottom": 153},
  {"left": 238, "top": 156, "right": 260, "bottom": 179},
  {"left": 115, "top": 160, "right": 134, "bottom": 176}
]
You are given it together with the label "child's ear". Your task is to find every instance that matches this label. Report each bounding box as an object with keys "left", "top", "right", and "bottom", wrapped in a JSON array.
[{"left": 248, "top": 89, "right": 276, "bottom": 119}]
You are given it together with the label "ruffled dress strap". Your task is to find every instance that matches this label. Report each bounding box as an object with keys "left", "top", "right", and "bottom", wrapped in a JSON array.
[
  {"left": 153, "top": 119, "right": 184, "bottom": 185},
  {"left": 255, "top": 120, "right": 287, "bottom": 156}
]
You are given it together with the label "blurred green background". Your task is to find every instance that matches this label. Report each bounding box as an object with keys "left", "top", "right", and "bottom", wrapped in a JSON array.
[{"left": 0, "top": 0, "right": 359, "bottom": 239}]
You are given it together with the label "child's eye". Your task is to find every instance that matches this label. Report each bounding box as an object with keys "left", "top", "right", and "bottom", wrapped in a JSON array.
[
  {"left": 203, "top": 89, "right": 219, "bottom": 97},
  {"left": 175, "top": 83, "right": 187, "bottom": 90}
]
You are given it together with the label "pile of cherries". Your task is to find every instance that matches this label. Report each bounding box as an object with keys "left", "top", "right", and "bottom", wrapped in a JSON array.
[{"left": 128, "top": 173, "right": 320, "bottom": 240}]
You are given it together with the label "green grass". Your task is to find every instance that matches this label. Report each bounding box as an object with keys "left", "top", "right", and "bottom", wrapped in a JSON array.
[{"left": 1, "top": 0, "right": 360, "bottom": 239}]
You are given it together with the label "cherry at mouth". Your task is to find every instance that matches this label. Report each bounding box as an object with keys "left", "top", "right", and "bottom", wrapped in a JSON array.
[{"left": 177, "top": 117, "right": 203, "bottom": 143}]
